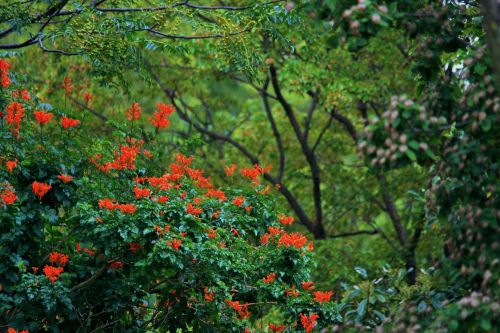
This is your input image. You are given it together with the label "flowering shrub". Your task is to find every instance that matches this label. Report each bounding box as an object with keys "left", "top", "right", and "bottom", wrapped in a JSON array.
[{"left": 0, "top": 60, "right": 340, "bottom": 332}]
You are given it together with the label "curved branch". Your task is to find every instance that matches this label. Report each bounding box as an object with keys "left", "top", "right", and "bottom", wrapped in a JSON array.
[
  {"left": 146, "top": 28, "right": 248, "bottom": 40},
  {"left": 261, "top": 78, "right": 285, "bottom": 182},
  {"left": 270, "top": 65, "right": 324, "bottom": 236},
  {"left": 330, "top": 229, "right": 379, "bottom": 238},
  {"left": 38, "top": 35, "right": 80, "bottom": 55}
]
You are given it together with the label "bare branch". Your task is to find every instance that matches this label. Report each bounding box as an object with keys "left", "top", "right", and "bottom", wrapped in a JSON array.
[{"left": 261, "top": 77, "right": 285, "bottom": 182}]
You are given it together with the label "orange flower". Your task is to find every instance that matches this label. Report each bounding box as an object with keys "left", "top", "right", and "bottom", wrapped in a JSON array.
[
  {"left": 117, "top": 203, "right": 137, "bottom": 215},
  {"left": 133, "top": 186, "right": 151, "bottom": 199},
  {"left": 286, "top": 285, "right": 299, "bottom": 298},
  {"left": 82, "top": 247, "right": 95, "bottom": 256},
  {"left": 128, "top": 242, "right": 143, "bottom": 252},
  {"left": 21, "top": 89, "right": 30, "bottom": 101},
  {"left": 61, "top": 116, "right": 80, "bottom": 129},
  {"left": 301, "top": 281, "right": 315, "bottom": 291},
  {"left": 57, "top": 174, "right": 73, "bottom": 183},
  {"left": 225, "top": 164, "right": 236, "bottom": 176},
  {"left": 186, "top": 202, "right": 202, "bottom": 216},
  {"left": 207, "top": 228, "right": 217, "bottom": 239},
  {"left": 232, "top": 195, "right": 245, "bottom": 207},
  {"left": 43, "top": 265, "right": 64, "bottom": 284},
  {"left": 0, "top": 59, "right": 11, "bottom": 87},
  {"left": 83, "top": 91, "right": 92, "bottom": 105},
  {"left": 34, "top": 111, "right": 53, "bottom": 126},
  {"left": 204, "top": 287, "right": 214, "bottom": 302},
  {"left": 7, "top": 328, "right": 29, "bottom": 333},
  {"left": 205, "top": 188, "right": 227, "bottom": 201},
  {"left": 278, "top": 213, "right": 294, "bottom": 225},
  {"left": 62, "top": 77, "right": 74, "bottom": 96},
  {"left": 5, "top": 102, "right": 24, "bottom": 136},
  {"left": 6, "top": 159, "right": 17, "bottom": 173},
  {"left": 258, "top": 185, "right": 270, "bottom": 195},
  {"left": 99, "top": 198, "right": 115, "bottom": 210},
  {"left": 157, "top": 195, "right": 169, "bottom": 203},
  {"left": 299, "top": 313, "right": 319, "bottom": 333},
  {"left": 278, "top": 232, "right": 308, "bottom": 249},
  {"left": 225, "top": 300, "right": 251, "bottom": 320},
  {"left": 32, "top": 181, "right": 51, "bottom": 199},
  {"left": 262, "top": 272, "right": 277, "bottom": 284},
  {"left": 313, "top": 291, "right": 333, "bottom": 303},
  {"left": 167, "top": 239, "right": 182, "bottom": 250},
  {"left": 260, "top": 233, "right": 269, "bottom": 245},
  {"left": 211, "top": 210, "right": 220, "bottom": 219},
  {"left": 149, "top": 102, "right": 174, "bottom": 129},
  {"left": 126, "top": 102, "right": 142, "bottom": 121},
  {"left": 268, "top": 226, "right": 281, "bottom": 235},
  {"left": 1, "top": 189, "right": 17, "bottom": 205},
  {"left": 49, "top": 251, "right": 69, "bottom": 267},
  {"left": 240, "top": 164, "right": 271, "bottom": 185},
  {"left": 109, "top": 261, "right": 124, "bottom": 269},
  {"left": 268, "top": 323, "right": 286, "bottom": 332}
]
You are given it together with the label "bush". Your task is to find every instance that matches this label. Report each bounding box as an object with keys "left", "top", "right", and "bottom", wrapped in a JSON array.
[{"left": 0, "top": 60, "right": 339, "bottom": 332}]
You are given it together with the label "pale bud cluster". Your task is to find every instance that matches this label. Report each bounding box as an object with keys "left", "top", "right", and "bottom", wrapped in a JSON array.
[{"left": 341, "top": 0, "right": 389, "bottom": 36}]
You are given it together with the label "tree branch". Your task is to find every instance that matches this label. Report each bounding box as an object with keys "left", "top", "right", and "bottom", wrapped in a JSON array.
[
  {"left": 260, "top": 77, "right": 285, "bottom": 182},
  {"left": 330, "top": 229, "right": 379, "bottom": 238}
]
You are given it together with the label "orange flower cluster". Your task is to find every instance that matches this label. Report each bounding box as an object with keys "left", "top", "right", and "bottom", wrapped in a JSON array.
[
  {"left": 166, "top": 239, "right": 182, "bottom": 250},
  {"left": 299, "top": 313, "right": 320, "bottom": 333},
  {"left": 268, "top": 323, "right": 285, "bottom": 332},
  {"left": 262, "top": 272, "right": 277, "bottom": 284},
  {"left": 5, "top": 102, "right": 24, "bottom": 137},
  {"left": 34, "top": 111, "right": 53, "bottom": 126},
  {"left": 186, "top": 202, "right": 202, "bottom": 216},
  {"left": 232, "top": 195, "right": 245, "bottom": 207},
  {"left": 239, "top": 164, "right": 271, "bottom": 185},
  {"left": 126, "top": 102, "right": 142, "bottom": 121},
  {"left": 155, "top": 224, "right": 171, "bottom": 236},
  {"left": 278, "top": 232, "right": 308, "bottom": 249},
  {"left": 49, "top": 251, "right": 69, "bottom": 267},
  {"left": 6, "top": 159, "right": 17, "bottom": 173},
  {"left": 32, "top": 181, "right": 52, "bottom": 199},
  {"left": 225, "top": 300, "right": 251, "bottom": 320},
  {"left": 7, "top": 328, "right": 28, "bottom": 333},
  {"left": 225, "top": 163, "right": 236, "bottom": 176},
  {"left": 43, "top": 265, "right": 64, "bottom": 284},
  {"left": 301, "top": 281, "right": 315, "bottom": 291},
  {"left": 205, "top": 188, "right": 227, "bottom": 201},
  {"left": 277, "top": 213, "right": 294, "bottom": 225},
  {"left": 150, "top": 102, "right": 175, "bottom": 129},
  {"left": 128, "top": 242, "right": 144, "bottom": 252},
  {"left": 1, "top": 189, "right": 17, "bottom": 205},
  {"left": 0, "top": 59, "right": 11, "bottom": 87},
  {"left": 204, "top": 287, "right": 214, "bottom": 301},
  {"left": 313, "top": 291, "right": 333, "bottom": 303},
  {"left": 61, "top": 116, "right": 80, "bottom": 129},
  {"left": 109, "top": 261, "right": 124, "bottom": 269},
  {"left": 83, "top": 91, "right": 92, "bottom": 105},
  {"left": 285, "top": 285, "right": 299, "bottom": 298},
  {"left": 62, "top": 77, "right": 74, "bottom": 96},
  {"left": 133, "top": 186, "right": 151, "bottom": 199},
  {"left": 206, "top": 228, "right": 217, "bottom": 239},
  {"left": 98, "top": 198, "right": 137, "bottom": 215},
  {"left": 57, "top": 174, "right": 73, "bottom": 183},
  {"left": 90, "top": 139, "right": 144, "bottom": 172}
]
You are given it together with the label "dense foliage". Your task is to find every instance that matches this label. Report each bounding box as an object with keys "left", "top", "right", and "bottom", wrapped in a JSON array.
[
  {"left": 0, "top": 63, "right": 340, "bottom": 332},
  {"left": 1, "top": 0, "right": 499, "bottom": 332}
]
